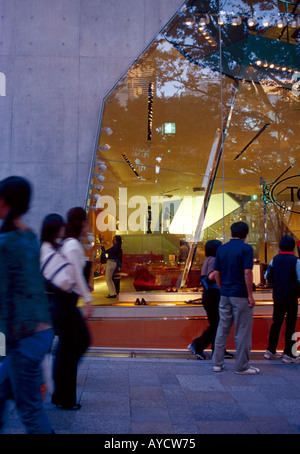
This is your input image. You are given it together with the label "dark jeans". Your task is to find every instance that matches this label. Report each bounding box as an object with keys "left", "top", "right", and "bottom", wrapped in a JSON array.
[
  {"left": 52, "top": 293, "right": 90, "bottom": 408},
  {"left": 267, "top": 298, "right": 298, "bottom": 357},
  {"left": 0, "top": 328, "right": 54, "bottom": 434},
  {"left": 193, "top": 289, "right": 220, "bottom": 354}
]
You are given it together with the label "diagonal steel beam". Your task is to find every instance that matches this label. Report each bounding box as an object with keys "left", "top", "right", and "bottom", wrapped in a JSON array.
[{"left": 179, "top": 81, "right": 239, "bottom": 288}]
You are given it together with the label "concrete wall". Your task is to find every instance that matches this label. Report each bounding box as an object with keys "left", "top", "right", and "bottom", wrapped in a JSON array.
[{"left": 0, "top": 0, "right": 183, "bottom": 234}]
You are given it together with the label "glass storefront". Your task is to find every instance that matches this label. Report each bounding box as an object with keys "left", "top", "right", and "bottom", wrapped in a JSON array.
[{"left": 84, "top": 0, "right": 300, "bottom": 303}]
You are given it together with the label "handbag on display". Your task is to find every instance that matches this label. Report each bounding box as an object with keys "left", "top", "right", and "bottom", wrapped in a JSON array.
[{"left": 41, "top": 251, "right": 75, "bottom": 293}]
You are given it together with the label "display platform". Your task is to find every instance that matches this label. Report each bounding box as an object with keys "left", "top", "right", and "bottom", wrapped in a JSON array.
[{"left": 86, "top": 291, "right": 300, "bottom": 352}]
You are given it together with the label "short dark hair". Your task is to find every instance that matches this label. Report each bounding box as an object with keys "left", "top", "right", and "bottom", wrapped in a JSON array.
[
  {"left": 230, "top": 221, "right": 249, "bottom": 239},
  {"left": 279, "top": 235, "right": 295, "bottom": 252},
  {"left": 41, "top": 213, "right": 64, "bottom": 247},
  {"left": 205, "top": 239, "right": 222, "bottom": 257},
  {"left": 0, "top": 176, "right": 32, "bottom": 233},
  {"left": 65, "top": 207, "right": 87, "bottom": 239},
  {"left": 114, "top": 235, "right": 122, "bottom": 248}
]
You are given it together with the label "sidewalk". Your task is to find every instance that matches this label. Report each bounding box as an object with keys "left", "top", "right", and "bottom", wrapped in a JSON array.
[{"left": 2, "top": 352, "right": 300, "bottom": 435}]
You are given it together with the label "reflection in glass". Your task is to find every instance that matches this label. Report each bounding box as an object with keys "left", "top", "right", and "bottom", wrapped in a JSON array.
[{"left": 85, "top": 0, "right": 300, "bottom": 302}]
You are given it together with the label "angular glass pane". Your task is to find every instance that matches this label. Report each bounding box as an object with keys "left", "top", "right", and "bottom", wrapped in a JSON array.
[{"left": 85, "top": 0, "right": 300, "bottom": 302}]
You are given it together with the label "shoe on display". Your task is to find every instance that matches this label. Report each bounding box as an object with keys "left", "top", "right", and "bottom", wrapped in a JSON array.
[
  {"left": 141, "top": 298, "right": 147, "bottom": 305},
  {"left": 235, "top": 366, "right": 260, "bottom": 375},
  {"left": 135, "top": 298, "right": 141, "bottom": 305},
  {"left": 264, "top": 349, "right": 282, "bottom": 360},
  {"left": 224, "top": 351, "right": 234, "bottom": 359},
  {"left": 282, "top": 354, "right": 300, "bottom": 364}
]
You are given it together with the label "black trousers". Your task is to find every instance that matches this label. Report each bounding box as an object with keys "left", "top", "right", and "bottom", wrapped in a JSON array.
[
  {"left": 51, "top": 293, "right": 90, "bottom": 408},
  {"left": 267, "top": 298, "right": 298, "bottom": 357},
  {"left": 193, "top": 289, "right": 220, "bottom": 354}
]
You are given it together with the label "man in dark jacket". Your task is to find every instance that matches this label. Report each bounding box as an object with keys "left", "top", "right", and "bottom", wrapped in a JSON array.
[{"left": 264, "top": 235, "right": 300, "bottom": 363}]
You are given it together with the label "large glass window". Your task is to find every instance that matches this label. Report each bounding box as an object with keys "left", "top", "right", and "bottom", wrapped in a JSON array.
[{"left": 84, "top": 0, "right": 300, "bottom": 303}]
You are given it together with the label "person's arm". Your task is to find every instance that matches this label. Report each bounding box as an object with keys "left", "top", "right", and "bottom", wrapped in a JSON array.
[
  {"left": 64, "top": 243, "right": 93, "bottom": 318},
  {"left": 296, "top": 259, "right": 300, "bottom": 283},
  {"left": 244, "top": 268, "right": 255, "bottom": 307},
  {"left": 214, "top": 270, "right": 221, "bottom": 288}
]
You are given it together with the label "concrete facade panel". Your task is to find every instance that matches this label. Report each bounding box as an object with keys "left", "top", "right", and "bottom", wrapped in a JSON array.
[
  {"left": 79, "top": 0, "right": 145, "bottom": 59},
  {"left": 14, "top": 0, "right": 80, "bottom": 57},
  {"left": 10, "top": 56, "right": 80, "bottom": 164},
  {"left": 0, "top": 56, "right": 13, "bottom": 162}
]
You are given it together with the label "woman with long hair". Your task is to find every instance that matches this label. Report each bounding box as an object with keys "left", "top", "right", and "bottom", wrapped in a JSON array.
[
  {"left": 51, "top": 207, "right": 92, "bottom": 410},
  {"left": 0, "top": 176, "right": 54, "bottom": 434},
  {"left": 40, "top": 213, "right": 67, "bottom": 326}
]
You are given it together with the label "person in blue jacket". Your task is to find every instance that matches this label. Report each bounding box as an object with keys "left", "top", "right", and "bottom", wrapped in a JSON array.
[{"left": 0, "top": 176, "right": 54, "bottom": 434}]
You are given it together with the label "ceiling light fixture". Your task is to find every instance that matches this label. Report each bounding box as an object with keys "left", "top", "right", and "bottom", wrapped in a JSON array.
[
  {"left": 91, "top": 194, "right": 101, "bottom": 200},
  {"left": 95, "top": 173, "right": 105, "bottom": 182},
  {"left": 185, "top": 15, "right": 195, "bottom": 25},
  {"left": 122, "top": 154, "right": 140, "bottom": 178},
  {"left": 199, "top": 14, "right": 210, "bottom": 26},
  {"left": 247, "top": 16, "right": 256, "bottom": 27},
  {"left": 92, "top": 184, "right": 104, "bottom": 191},
  {"left": 277, "top": 16, "right": 287, "bottom": 28},
  {"left": 147, "top": 82, "right": 154, "bottom": 141},
  {"left": 96, "top": 161, "right": 107, "bottom": 172},
  {"left": 102, "top": 126, "right": 113, "bottom": 136},
  {"left": 183, "top": 8, "right": 300, "bottom": 34},
  {"left": 290, "top": 18, "right": 298, "bottom": 28},
  {"left": 232, "top": 16, "right": 242, "bottom": 26},
  {"left": 255, "top": 60, "right": 297, "bottom": 74},
  {"left": 218, "top": 12, "right": 226, "bottom": 25},
  {"left": 98, "top": 144, "right": 111, "bottom": 151}
]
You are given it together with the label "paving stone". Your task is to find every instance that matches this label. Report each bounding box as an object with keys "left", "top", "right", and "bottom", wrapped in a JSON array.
[{"left": 2, "top": 356, "right": 300, "bottom": 435}]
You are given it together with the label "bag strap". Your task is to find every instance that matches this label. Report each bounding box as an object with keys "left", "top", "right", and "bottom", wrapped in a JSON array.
[
  {"left": 41, "top": 253, "right": 56, "bottom": 273},
  {"left": 49, "top": 262, "right": 70, "bottom": 281},
  {"left": 41, "top": 251, "right": 71, "bottom": 281}
]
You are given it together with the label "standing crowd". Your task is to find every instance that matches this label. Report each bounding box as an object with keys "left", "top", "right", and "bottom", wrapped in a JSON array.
[
  {"left": 0, "top": 176, "right": 299, "bottom": 435},
  {"left": 188, "top": 220, "right": 300, "bottom": 372}
]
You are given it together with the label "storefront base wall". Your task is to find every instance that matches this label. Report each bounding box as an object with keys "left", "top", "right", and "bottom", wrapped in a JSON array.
[{"left": 86, "top": 317, "right": 300, "bottom": 351}]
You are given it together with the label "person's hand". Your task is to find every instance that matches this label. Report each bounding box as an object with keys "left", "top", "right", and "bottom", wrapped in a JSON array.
[
  {"left": 84, "top": 301, "right": 93, "bottom": 319},
  {"left": 248, "top": 296, "right": 255, "bottom": 308}
]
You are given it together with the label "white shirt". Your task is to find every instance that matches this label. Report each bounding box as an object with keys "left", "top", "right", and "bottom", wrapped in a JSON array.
[{"left": 61, "top": 238, "right": 93, "bottom": 303}]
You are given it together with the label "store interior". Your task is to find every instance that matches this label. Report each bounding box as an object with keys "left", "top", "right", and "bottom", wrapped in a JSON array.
[{"left": 83, "top": 0, "right": 300, "bottom": 307}]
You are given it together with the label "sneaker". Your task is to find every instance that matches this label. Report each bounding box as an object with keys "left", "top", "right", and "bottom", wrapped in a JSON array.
[
  {"left": 187, "top": 343, "right": 197, "bottom": 355},
  {"left": 213, "top": 365, "right": 224, "bottom": 372},
  {"left": 195, "top": 352, "right": 206, "bottom": 360},
  {"left": 188, "top": 344, "right": 206, "bottom": 360},
  {"left": 264, "top": 349, "right": 282, "bottom": 360},
  {"left": 282, "top": 354, "right": 300, "bottom": 364},
  {"left": 224, "top": 351, "right": 234, "bottom": 359},
  {"left": 235, "top": 366, "right": 260, "bottom": 375}
]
